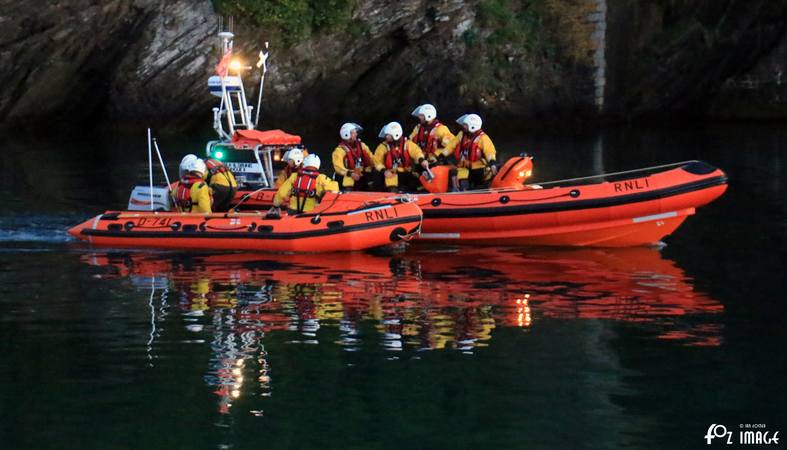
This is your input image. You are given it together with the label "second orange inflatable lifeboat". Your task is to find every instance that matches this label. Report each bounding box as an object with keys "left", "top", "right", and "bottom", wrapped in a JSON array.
[{"left": 68, "top": 195, "right": 422, "bottom": 252}]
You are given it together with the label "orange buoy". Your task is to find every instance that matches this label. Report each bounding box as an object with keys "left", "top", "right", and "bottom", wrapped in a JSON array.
[
  {"left": 491, "top": 155, "right": 534, "bottom": 189},
  {"left": 419, "top": 165, "right": 450, "bottom": 193}
]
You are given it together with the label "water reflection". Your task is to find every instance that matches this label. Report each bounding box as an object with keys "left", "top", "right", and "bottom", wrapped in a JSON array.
[{"left": 82, "top": 246, "right": 723, "bottom": 414}]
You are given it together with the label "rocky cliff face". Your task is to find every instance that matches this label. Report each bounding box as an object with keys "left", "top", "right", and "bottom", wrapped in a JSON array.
[{"left": 1, "top": 0, "right": 785, "bottom": 133}]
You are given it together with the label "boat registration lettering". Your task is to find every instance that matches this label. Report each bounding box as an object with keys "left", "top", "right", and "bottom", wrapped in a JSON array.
[
  {"left": 364, "top": 208, "right": 399, "bottom": 222},
  {"left": 614, "top": 178, "right": 650, "bottom": 192},
  {"left": 136, "top": 217, "right": 172, "bottom": 227}
]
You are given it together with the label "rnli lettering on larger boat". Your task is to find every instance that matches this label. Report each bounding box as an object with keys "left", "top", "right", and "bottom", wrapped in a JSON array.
[
  {"left": 613, "top": 178, "right": 650, "bottom": 192},
  {"left": 364, "top": 207, "right": 399, "bottom": 222}
]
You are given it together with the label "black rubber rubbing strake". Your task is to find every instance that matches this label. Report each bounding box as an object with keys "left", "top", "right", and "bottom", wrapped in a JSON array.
[
  {"left": 681, "top": 161, "right": 717, "bottom": 175},
  {"left": 423, "top": 176, "right": 727, "bottom": 219},
  {"left": 83, "top": 216, "right": 422, "bottom": 240}
]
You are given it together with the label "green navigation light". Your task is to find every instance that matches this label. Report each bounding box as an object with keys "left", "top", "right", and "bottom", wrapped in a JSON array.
[{"left": 215, "top": 151, "right": 224, "bottom": 160}]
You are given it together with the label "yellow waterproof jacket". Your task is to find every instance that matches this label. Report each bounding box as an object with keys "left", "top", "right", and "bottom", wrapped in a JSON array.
[
  {"left": 373, "top": 140, "right": 425, "bottom": 188},
  {"left": 373, "top": 140, "right": 424, "bottom": 172},
  {"left": 173, "top": 180, "right": 212, "bottom": 213},
  {"left": 205, "top": 159, "right": 238, "bottom": 188},
  {"left": 409, "top": 122, "right": 455, "bottom": 161},
  {"left": 332, "top": 141, "right": 374, "bottom": 188},
  {"left": 273, "top": 172, "right": 339, "bottom": 213},
  {"left": 207, "top": 169, "right": 237, "bottom": 188},
  {"left": 445, "top": 131, "right": 497, "bottom": 171}
]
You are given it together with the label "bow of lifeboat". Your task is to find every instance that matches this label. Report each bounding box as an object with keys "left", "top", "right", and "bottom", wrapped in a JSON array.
[
  {"left": 417, "top": 160, "right": 728, "bottom": 247},
  {"left": 68, "top": 196, "right": 422, "bottom": 252}
]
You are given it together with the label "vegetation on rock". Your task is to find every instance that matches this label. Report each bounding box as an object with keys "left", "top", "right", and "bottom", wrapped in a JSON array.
[{"left": 213, "top": 0, "right": 356, "bottom": 44}]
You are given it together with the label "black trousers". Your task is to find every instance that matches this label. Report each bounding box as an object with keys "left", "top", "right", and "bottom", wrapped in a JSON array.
[{"left": 211, "top": 184, "right": 238, "bottom": 212}]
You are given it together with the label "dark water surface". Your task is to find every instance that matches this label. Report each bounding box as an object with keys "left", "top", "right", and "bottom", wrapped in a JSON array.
[{"left": 0, "top": 124, "right": 785, "bottom": 449}]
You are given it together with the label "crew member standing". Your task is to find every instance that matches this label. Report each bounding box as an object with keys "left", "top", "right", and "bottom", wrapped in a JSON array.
[
  {"left": 373, "top": 121, "right": 429, "bottom": 192},
  {"left": 331, "top": 123, "right": 375, "bottom": 191}
]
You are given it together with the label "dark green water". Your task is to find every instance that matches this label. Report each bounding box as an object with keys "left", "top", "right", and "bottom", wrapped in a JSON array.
[{"left": 0, "top": 124, "right": 784, "bottom": 449}]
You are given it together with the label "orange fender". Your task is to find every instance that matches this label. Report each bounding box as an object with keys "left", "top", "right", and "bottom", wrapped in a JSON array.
[
  {"left": 491, "top": 156, "right": 534, "bottom": 189},
  {"left": 420, "top": 165, "right": 451, "bottom": 193}
]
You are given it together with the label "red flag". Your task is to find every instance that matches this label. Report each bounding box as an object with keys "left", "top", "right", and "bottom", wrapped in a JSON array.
[{"left": 215, "top": 51, "right": 232, "bottom": 77}]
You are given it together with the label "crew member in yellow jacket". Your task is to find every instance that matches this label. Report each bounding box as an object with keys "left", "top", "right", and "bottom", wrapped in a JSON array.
[
  {"left": 204, "top": 158, "right": 238, "bottom": 212},
  {"left": 275, "top": 148, "right": 311, "bottom": 188},
  {"left": 409, "top": 104, "right": 455, "bottom": 164},
  {"left": 373, "top": 121, "right": 430, "bottom": 192},
  {"left": 331, "top": 122, "right": 375, "bottom": 191},
  {"left": 174, "top": 157, "right": 212, "bottom": 213},
  {"left": 445, "top": 114, "right": 497, "bottom": 191},
  {"left": 268, "top": 154, "right": 339, "bottom": 216}
]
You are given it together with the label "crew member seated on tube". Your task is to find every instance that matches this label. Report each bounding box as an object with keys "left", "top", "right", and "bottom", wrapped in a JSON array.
[
  {"left": 373, "top": 121, "right": 430, "bottom": 192},
  {"left": 174, "top": 157, "right": 212, "bottom": 213},
  {"left": 332, "top": 122, "right": 375, "bottom": 191},
  {"left": 275, "top": 148, "right": 305, "bottom": 189},
  {"left": 445, "top": 113, "right": 497, "bottom": 191},
  {"left": 409, "top": 104, "right": 455, "bottom": 165},
  {"left": 267, "top": 154, "right": 339, "bottom": 217},
  {"left": 204, "top": 157, "right": 238, "bottom": 212}
]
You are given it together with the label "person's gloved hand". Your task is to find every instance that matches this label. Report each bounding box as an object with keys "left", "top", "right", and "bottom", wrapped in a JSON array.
[
  {"left": 490, "top": 164, "right": 498, "bottom": 176},
  {"left": 384, "top": 170, "right": 394, "bottom": 178},
  {"left": 350, "top": 171, "right": 361, "bottom": 181},
  {"left": 265, "top": 206, "right": 281, "bottom": 219}
]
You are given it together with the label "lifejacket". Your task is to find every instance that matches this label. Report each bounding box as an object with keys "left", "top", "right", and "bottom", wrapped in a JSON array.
[
  {"left": 291, "top": 168, "right": 320, "bottom": 212},
  {"left": 384, "top": 138, "right": 412, "bottom": 170},
  {"left": 454, "top": 131, "right": 485, "bottom": 163},
  {"left": 205, "top": 158, "right": 234, "bottom": 185},
  {"left": 414, "top": 120, "right": 442, "bottom": 155},
  {"left": 175, "top": 174, "right": 204, "bottom": 212},
  {"left": 341, "top": 140, "right": 371, "bottom": 170}
]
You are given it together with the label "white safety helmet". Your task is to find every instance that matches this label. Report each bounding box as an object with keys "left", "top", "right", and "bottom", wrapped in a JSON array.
[
  {"left": 287, "top": 148, "right": 304, "bottom": 166},
  {"left": 340, "top": 122, "right": 363, "bottom": 140},
  {"left": 303, "top": 153, "right": 321, "bottom": 170},
  {"left": 378, "top": 121, "right": 403, "bottom": 140},
  {"left": 411, "top": 104, "right": 437, "bottom": 122},
  {"left": 179, "top": 154, "right": 198, "bottom": 176},
  {"left": 282, "top": 150, "right": 290, "bottom": 162},
  {"left": 187, "top": 158, "right": 207, "bottom": 177},
  {"left": 457, "top": 113, "right": 483, "bottom": 133}
]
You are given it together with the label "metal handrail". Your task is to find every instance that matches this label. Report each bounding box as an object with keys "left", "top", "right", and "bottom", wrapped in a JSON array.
[{"left": 535, "top": 160, "right": 698, "bottom": 187}]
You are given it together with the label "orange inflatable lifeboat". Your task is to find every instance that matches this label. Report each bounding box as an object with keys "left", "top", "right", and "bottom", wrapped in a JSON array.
[
  {"left": 68, "top": 195, "right": 422, "bottom": 252},
  {"left": 230, "top": 160, "right": 728, "bottom": 247},
  {"left": 413, "top": 160, "right": 727, "bottom": 246}
]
